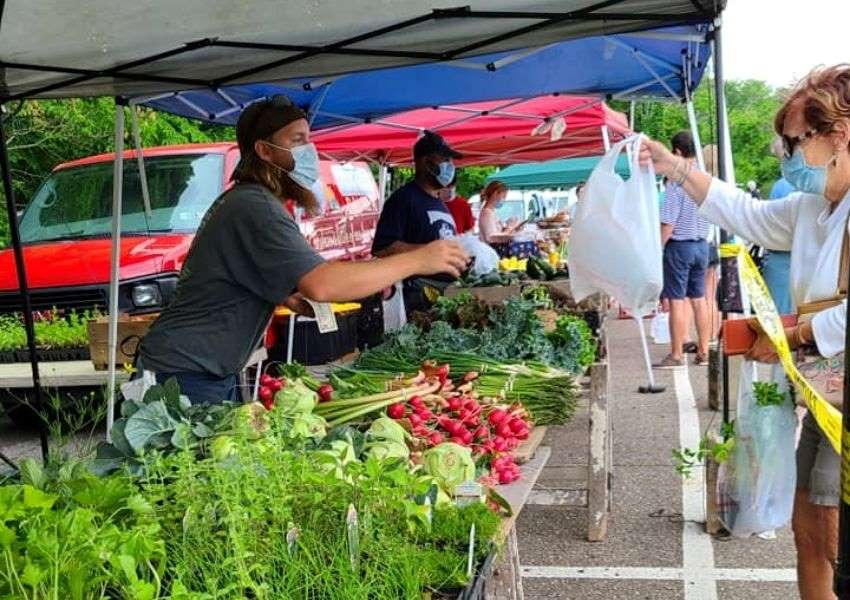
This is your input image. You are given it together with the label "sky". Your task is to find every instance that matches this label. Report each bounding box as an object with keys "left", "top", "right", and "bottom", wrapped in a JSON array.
[{"left": 722, "top": 0, "right": 850, "bottom": 87}]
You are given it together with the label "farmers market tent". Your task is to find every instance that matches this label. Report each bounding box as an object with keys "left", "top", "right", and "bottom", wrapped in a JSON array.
[
  {"left": 0, "top": 1, "right": 725, "bottom": 459},
  {"left": 308, "top": 96, "right": 631, "bottom": 167},
  {"left": 485, "top": 155, "right": 629, "bottom": 188}
]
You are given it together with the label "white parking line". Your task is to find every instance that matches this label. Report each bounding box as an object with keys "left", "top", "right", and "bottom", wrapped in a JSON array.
[
  {"left": 521, "top": 566, "right": 797, "bottom": 582},
  {"left": 674, "top": 366, "right": 718, "bottom": 599}
]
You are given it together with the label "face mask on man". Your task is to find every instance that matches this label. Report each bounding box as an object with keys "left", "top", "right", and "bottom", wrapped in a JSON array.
[
  {"left": 781, "top": 146, "right": 836, "bottom": 196},
  {"left": 262, "top": 141, "right": 320, "bottom": 190},
  {"left": 431, "top": 160, "right": 456, "bottom": 188}
]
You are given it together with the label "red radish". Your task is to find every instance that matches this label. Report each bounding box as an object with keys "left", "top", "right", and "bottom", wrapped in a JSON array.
[
  {"left": 463, "top": 399, "right": 479, "bottom": 412},
  {"left": 496, "top": 423, "right": 513, "bottom": 439},
  {"left": 409, "top": 395, "right": 424, "bottom": 409},
  {"left": 447, "top": 397, "right": 463, "bottom": 412},
  {"left": 387, "top": 403, "right": 406, "bottom": 420},
  {"left": 416, "top": 408, "right": 433, "bottom": 421},
  {"left": 317, "top": 384, "right": 334, "bottom": 403},
  {"left": 259, "top": 374, "right": 274, "bottom": 386},
  {"left": 429, "top": 432, "right": 444, "bottom": 446},
  {"left": 459, "top": 429, "right": 473, "bottom": 445},
  {"left": 412, "top": 425, "right": 429, "bottom": 437},
  {"left": 493, "top": 437, "right": 508, "bottom": 453},
  {"left": 488, "top": 410, "right": 508, "bottom": 426},
  {"left": 451, "top": 436, "right": 466, "bottom": 445},
  {"left": 509, "top": 419, "right": 526, "bottom": 434},
  {"left": 261, "top": 398, "right": 274, "bottom": 411},
  {"left": 465, "top": 414, "right": 480, "bottom": 427},
  {"left": 505, "top": 437, "right": 519, "bottom": 451},
  {"left": 498, "top": 470, "right": 515, "bottom": 485},
  {"left": 514, "top": 425, "right": 530, "bottom": 440},
  {"left": 269, "top": 378, "right": 283, "bottom": 392},
  {"left": 462, "top": 371, "right": 479, "bottom": 382},
  {"left": 259, "top": 387, "right": 273, "bottom": 402},
  {"left": 473, "top": 425, "right": 489, "bottom": 440},
  {"left": 409, "top": 413, "right": 423, "bottom": 427}
]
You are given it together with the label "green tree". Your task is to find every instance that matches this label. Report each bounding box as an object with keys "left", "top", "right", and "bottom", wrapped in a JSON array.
[{"left": 0, "top": 98, "right": 233, "bottom": 248}]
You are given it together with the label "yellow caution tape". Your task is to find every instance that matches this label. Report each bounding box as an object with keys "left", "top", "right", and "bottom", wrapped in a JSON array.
[{"left": 720, "top": 243, "right": 843, "bottom": 454}]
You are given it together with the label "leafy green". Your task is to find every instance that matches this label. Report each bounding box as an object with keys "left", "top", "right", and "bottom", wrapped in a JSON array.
[{"left": 753, "top": 381, "right": 787, "bottom": 407}]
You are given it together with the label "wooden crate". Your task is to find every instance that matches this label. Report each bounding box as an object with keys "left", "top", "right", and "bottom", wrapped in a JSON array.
[{"left": 87, "top": 313, "right": 159, "bottom": 370}]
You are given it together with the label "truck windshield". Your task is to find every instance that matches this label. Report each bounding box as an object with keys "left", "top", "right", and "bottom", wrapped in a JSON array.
[{"left": 19, "top": 153, "right": 224, "bottom": 243}]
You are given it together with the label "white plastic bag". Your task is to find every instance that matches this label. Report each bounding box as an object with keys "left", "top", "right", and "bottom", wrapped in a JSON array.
[
  {"left": 569, "top": 135, "right": 663, "bottom": 317},
  {"left": 120, "top": 369, "right": 157, "bottom": 403},
  {"left": 456, "top": 232, "right": 499, "bottom": 275},
  {"left": 382, "top": 282, "right": 407, "bottom": 333},
  {"left": 650, "top": 312, "right": 671, "bottom": 345},
  {"left": 717, "top": 361, "right": 797, "bottom": 537}
]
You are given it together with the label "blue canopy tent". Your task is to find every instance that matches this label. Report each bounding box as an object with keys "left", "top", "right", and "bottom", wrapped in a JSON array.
[
  {"left": 486, "top": 155, "right": 629, "bottom": 189},
  {"left": 143, "top": 24, "right": 713, "bottom": 130}
]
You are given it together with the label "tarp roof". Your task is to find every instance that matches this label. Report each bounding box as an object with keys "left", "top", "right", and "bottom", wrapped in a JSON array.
[
  {"left": 486, "top": 155, "right": 629, "bottom": 188},
  {"left": 310, "top": 96, "right": 631, "bottom": 166},
  {"left": 143, "top": 23, "right": 714, "bottom": 130},
  {"left": 1, "top": 1, "right": 722, "bottom": 102}
]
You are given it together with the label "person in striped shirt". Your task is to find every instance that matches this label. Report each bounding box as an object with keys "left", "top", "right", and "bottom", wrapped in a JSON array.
[{"left": 654, "top": 131, "right": 711, "bottom": 369}]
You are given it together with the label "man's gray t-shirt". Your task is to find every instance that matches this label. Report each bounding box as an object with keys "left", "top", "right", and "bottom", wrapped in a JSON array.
[{"left": 140, "top": 183, "right": 324, "bottom": 377}]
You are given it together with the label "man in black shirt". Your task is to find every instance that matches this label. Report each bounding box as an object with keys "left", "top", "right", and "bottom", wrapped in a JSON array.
[{"left": 372, "top": 131, "right": 462, "bottom": 312}]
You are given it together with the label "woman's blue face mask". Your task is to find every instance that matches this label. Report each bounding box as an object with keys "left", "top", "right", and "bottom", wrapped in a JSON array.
[{"left": 781, "top": 146, "right": 834, "bottom": 196}]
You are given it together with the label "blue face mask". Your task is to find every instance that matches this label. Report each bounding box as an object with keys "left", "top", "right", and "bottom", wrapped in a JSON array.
[
  {"left": 781, "top": 147, "right": 834, "bottom": 195},
  {"left": 434, "top": 160, "right": 456, "bottom": 188},
  {"left": 495, "top": 201, "right": 505, "bottom": 210}
]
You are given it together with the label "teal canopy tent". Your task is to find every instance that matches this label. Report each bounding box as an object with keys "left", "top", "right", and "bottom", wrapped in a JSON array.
[{"left": 486, "top": 155, "right": 629, "bottom": 189}]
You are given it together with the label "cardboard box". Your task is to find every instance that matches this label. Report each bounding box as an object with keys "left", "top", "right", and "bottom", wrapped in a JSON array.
[{"left": 87, "top": 313, "right": 159, "bottom": 370}]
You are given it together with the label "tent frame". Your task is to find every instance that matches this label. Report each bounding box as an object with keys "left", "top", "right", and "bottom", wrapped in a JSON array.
[{"left": 0, "top": 3, "right": 715, "bottom": 104}]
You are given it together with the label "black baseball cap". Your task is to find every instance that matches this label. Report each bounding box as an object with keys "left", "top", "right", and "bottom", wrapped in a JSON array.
[
  {"left": 235, "top": 95, "right": 307, "bottom": 157},
  {"left": 413, "top": 130, "right": 462, "bottom": 160}
]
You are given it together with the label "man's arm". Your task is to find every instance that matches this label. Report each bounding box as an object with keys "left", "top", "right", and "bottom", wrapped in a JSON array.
[
  {"left": 373, "top": 240, "right": 424, "bottom": 258},
  {"left": 661, "top": 223, "right": 674, "bottom": 246}
]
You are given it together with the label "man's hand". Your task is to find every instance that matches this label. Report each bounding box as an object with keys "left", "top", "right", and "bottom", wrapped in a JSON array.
[
  {"left": 283, "top": 293, "right": 315, "bottom": 317},
  {"left": 412, "top": 240, "right": 471, "bottom": 278}
]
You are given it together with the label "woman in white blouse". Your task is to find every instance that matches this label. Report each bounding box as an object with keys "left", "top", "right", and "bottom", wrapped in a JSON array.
[
  {"left": 642, "top": 64, "right": 850, "bottom": 600},
  {"left": 478, "top": 180, "right": 509, "bottom": 243}
]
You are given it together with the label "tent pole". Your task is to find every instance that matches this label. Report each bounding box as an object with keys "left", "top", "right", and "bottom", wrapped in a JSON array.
[
  {"left": 0, "top": 107, "right": 50, "bottom": 464},
  {"left": 686, "top": 100, "right": 705, "bottom": 172},
  {"left": 377, "top": 163, "right": 389, "bottom": 209},
  {"left": 106, "top": 99, "right": 126, "bottom": 440},
  {"left": 838, "top": 248, "right": 850, "bottom": 598},
  {"left": 128, "top": 101, "right": 152, "bottom": 218},
  {"left": 600, "top": 125, "right": 611, "bottom": 151},
  {"left": 712, "top": 21, "right": 733, "bottom": 431},
  {"left": 628, "top": 101, "right": 635, "bottom": 130}
]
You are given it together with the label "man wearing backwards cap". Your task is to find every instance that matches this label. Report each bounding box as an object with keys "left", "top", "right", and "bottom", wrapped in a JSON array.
[
  {"left": 372, "top": 130, "right": 463, "bottom": 312},
  {"left": 138, "top": 96, "right": 469, "bottom": 405}
]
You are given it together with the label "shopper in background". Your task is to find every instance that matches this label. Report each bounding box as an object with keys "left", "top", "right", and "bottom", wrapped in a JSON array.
[
  {"left": 702, "top": 144, "right": 721, "bottom": 339},
  {"left": 746, "top": 179, "right": 762, "bottom": 199},
  {"left": 439, "top": 177, "right": 475, "bottom": 234},
  {"left": 760, "top": 136, "right": 796, "bottom": 315},
  {"left": 654, "top": 131, "right": 711, "bottom": 368},
  {"left": 640, "top": 63, "right": 850, "bottom": 600},
  {"left": 478, "top": 180, "right": 510, "bottom": 243}
]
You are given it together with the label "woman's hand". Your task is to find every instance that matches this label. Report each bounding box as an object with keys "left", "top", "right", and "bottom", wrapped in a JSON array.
[
  {"left": 744, "top": 319, "right": 780, "bottom": 363},
  {"left": 638, "top": 138, "right": 679, "bottom": 179},
  {"left": 414, "top": 240, "right": 471, "bottom": 278}
]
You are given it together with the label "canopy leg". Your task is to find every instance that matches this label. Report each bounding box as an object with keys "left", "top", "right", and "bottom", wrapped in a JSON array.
[
  {"left": 635, "top": 316, "right": 665, "bottom": 394},
  {"left": 0, "top": 107, "right": 50, "bottom": 463},
  {"left": 106, "top": 99, "right": 126, "bottom": 440}
]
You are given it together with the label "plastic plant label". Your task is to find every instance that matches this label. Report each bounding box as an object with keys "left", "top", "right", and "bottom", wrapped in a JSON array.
[
  {"left": 346, "top": 504, "right": 359, "bottom": 570},
  {"left": 454, "top": 481, "right": 483, "bottom": 507},
  {"left": 306, "top": 299, "right": 339, "bottom": 334},
  {"left": 286, "top": 525, "right": 299, "bottom": 557},
  {"left": 466, "top": 523, "right": 476, "bottom": 578}
]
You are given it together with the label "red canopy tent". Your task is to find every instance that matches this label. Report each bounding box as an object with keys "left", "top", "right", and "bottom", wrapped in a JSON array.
[{"left": 311, "top": 95, "right": 631, "bottom": 167}]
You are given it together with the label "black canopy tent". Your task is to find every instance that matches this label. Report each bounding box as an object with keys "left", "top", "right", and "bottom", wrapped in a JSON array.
[{"left": 10, "top": 2, "right": 850, "bottom": 597}]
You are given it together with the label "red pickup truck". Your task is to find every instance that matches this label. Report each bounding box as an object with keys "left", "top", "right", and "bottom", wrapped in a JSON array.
[{"left": 0, "top": 142, "right": 379, "bottom": 331}]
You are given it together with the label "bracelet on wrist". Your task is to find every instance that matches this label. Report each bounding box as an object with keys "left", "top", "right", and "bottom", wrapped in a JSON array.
[{"left": 675, "top": 160, "right": 693, "bottom": 186}]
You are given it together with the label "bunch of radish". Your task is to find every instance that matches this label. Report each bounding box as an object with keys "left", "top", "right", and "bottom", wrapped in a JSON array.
[
  {"left": 384, "top": 375, "right": 533, "bottom": 485},
  {"left": 257, "top": 374, "right": 284, "bottom": 411}
]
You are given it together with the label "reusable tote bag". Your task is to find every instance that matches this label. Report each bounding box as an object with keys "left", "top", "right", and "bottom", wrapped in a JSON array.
[{"left": 569, "top": 135, "right": 663, "bottom": 317}]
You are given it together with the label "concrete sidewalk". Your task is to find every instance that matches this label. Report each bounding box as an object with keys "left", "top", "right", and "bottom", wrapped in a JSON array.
[{"left": 516, "top": 318, "right": 799, "bottom": 600}]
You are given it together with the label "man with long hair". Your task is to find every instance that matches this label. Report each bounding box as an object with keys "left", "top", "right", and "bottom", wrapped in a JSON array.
[{"left": 138, "top": 96, "right": 469, "bottom": 404}]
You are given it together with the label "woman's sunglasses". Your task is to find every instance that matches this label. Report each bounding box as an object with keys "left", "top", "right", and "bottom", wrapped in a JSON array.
[{"left": 782, "top": 128, "right": 820, "bottom": 159}]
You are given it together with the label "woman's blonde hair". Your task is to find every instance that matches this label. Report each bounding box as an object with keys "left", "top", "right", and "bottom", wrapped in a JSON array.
[
  {"left": 774, "top": 64, "right": 850, "bottom": 143},
  {"left": 481, "top": 180, "right": 508, "bottom": 202}
]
